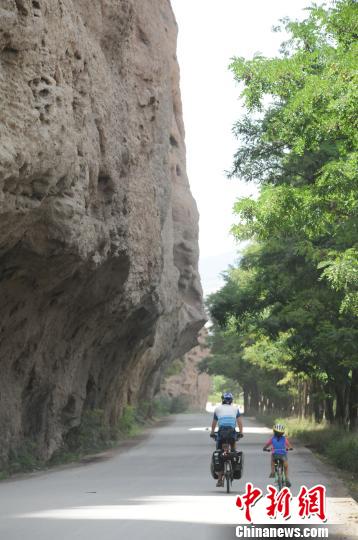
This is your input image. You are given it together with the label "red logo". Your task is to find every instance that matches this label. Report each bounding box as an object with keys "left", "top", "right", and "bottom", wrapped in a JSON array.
[
  {"left": 236, "top": 482, "right": 263, "bottom": 523},
  {"left": 235, "top": 484, "right": 327, "bottom": 523},
  {"left": 266, "top": 485, "right": 292, "bottom": 520},
  {"left": 298, "top": 485, "right": 327, "bottom": 521}
]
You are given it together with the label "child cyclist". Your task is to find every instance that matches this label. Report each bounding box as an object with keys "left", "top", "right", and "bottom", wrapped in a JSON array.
[{"left": 263, "top": 423, "right": 293, "bottom": 487}]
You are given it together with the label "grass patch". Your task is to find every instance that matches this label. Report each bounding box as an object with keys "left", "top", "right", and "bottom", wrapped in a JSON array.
[
  {"left": 7, "top": 440, "right": 45, "bottom": 475},
  {"left": 257, "top": 413, "right": 358, "bottom": 500}
]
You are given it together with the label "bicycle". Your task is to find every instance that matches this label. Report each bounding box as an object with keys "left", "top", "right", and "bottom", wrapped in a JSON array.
[
  {"left": 211, "top": 430, "right": 244, "bottom": 493},
  {"left": 264, "top": 448, "right": 293, "bottom": 491}
]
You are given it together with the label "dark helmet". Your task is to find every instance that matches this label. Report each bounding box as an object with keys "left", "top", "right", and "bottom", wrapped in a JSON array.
[{"left": 221, "top": 392, "right": 233, "bottom": 404}]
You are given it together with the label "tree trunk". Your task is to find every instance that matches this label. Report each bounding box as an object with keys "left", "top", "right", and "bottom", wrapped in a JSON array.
[
  {"left": 303, "top": 381, "right": 310, "bottom": 418},
  {"left": 349, "top": 369, "right": 358, "bottom": 432},
  {"left": 243, "top": 386, "right": 249, "bottom": 416},
  {"left": 324, "top": 397, "right": 334, "bottom": 424},
  {"left": 335, "top": 383, "right": 349, "bottom": 427},
  {"left": 312, "top": 379, "right": 324, "bottom": 423},
  {"left": 250, "top": 381, "right": 260, "bottom": 415}
]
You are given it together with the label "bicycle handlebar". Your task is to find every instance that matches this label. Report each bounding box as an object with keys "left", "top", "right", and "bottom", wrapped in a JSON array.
[
  {"left": 263, "top": 448, "right": 294, "bottom": 452},
  {"left": 210, "top": 431, "right": 243, "bottom": 441}
]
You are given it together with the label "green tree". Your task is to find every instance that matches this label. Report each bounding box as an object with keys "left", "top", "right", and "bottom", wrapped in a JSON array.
[{"left": 206, "top": 0, "right": 358, "bottom": 430}]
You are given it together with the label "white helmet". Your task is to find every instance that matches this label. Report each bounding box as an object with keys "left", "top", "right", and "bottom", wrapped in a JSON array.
[{"left": 273, "top": 423, "right": 285, "bottom": 434}]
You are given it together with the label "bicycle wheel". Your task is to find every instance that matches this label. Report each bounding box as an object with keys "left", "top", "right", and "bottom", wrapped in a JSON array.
[
  {"left": 277, "top": 464, "right": 283, "bottom": 491},
  {"left": 226, "top": 472, "right": 230, "bottom": 493}
]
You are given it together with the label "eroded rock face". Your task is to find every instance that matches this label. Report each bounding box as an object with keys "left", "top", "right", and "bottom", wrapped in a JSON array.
[
  {"left": 160, "top": 329, "right": 211, "bottom": 411},
  {"left": 0, "top": 0, "right": 205, "bottom": 464}
]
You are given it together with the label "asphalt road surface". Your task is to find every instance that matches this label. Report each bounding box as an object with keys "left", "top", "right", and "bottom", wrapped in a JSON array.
[{"left": 0, "top": 413, "right": 357, "bottom": 540}]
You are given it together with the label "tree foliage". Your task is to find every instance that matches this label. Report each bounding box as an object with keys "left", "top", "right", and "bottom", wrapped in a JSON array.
[{"left": 205, "top": 0, "right": 358, "bottom": 428}]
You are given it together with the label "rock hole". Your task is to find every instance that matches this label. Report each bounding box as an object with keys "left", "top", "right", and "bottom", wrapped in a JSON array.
[
  {"left": 3, "top": 177, "right": 17, "bottom": 194},
  {"left": 29, "top": 78, "right": 40, "bottom": 88},
  {"left": 62, "top": 395, "right": 76, "bottom": 418},
  {"left": 98, "top": 175, "right": 115, "bottom": 204},
  {"left": 122, "top": 194, "right": 128, "bottom": 216},
  {"left": 170, "top": 135, "right": 178, "bottom": 147},
  {"left": 39, "top": 88, "right": 50, "bottom": 97},
  {"left": 2, "top": 47, "right": 19, "bottom": 55},
  {"left": 176, "top": 165, "right": 181, "bottom": 176},
  {"left": 32, "top": 0, "right": 41, "bottom": 9},
  {"left": 19, "top": 162, "right": 27, "bottom": 175},
  {"left": 15, "top": 0, "right": 29, "bottom": 16}
]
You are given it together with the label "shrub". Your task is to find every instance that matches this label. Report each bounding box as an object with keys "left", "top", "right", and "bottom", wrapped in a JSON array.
[
  {"left": 326, "top": 435, "right": 358, "bottom": 474},
  {"left": 7, "top": 440, "right": 44, "bottom": 474},
  {"left": 65, "top": 408, "right": 111, "bottom": 453},
  {"left": 117, "top": 405, "right": 138, "bottom": 436},
  {"left": 169, "top": 395, "right": 189, "bottom": 414}
]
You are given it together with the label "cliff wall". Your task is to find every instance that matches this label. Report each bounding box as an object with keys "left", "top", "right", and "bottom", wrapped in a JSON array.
[
  {"left": 160, "top": 328, "right": 211, "bottom": 410},
  {"left": 0, "top": 0, "right": 205, "bottom": 464}
]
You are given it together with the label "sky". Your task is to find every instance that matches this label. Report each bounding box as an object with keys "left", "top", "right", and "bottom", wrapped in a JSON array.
[{"left": 170, "top": 0, "right": 315, "bottom": 296}]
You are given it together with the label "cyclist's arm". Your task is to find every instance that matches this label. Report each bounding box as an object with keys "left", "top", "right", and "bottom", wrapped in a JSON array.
[
  {"left": 236, "top": 416, "right": 243, "bottom": 434},
  {"left": 211, "top": 412, "right": 218, "bottom": 433},
  {"left": 263, "top": 437, "right": 272, "bottom": 450},
  {"left": 236, "top": 409, "right": 243, "bottom": 434},
  {"left": 286, "top": 437, "right": 293, "bottom": 450}
]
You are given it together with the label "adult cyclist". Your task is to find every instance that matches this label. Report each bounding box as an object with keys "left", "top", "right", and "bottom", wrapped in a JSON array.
[{"left": 210, "top": 392, "right": 243, "bottom": 487}]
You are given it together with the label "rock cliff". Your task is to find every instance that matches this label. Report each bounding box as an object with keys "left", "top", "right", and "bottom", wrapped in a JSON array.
[
  {"left": 160, "top": 328, "right": 211, "bottom": 411},
  {"left": 0, "top": 0, "right": 205, "bottom": 465}
]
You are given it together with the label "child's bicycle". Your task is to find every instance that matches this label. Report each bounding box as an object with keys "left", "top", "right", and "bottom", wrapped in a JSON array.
[{"left": 264, "top": 448, "right": 293, "bottom": 491}]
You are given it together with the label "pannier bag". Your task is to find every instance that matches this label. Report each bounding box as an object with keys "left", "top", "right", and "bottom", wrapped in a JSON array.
[
  {"left": 210, "top": 450, "right": 223, "bottom": 479},
  {"left": 210, "top": 449, "right": 244, "bottom": 480},
  {"left": 232, "top": 450, "right": 244, "bottom": 479}
]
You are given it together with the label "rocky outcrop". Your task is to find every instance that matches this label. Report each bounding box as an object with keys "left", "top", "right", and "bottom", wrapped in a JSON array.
[
  {"left": 160, "top": 329, "right": 211, "bottom": 410},
  {"left": 0, "top": 0, "right": 205, "bottom": 465}
]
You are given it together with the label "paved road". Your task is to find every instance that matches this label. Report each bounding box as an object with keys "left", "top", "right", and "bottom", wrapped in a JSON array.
[{"left": 0, "top": 413, "right": 357, "bottom": 539}]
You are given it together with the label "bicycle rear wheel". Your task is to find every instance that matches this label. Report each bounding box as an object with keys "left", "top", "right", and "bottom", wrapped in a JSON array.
[
  {"left": 226, "top": 472, "right": 230, "bottom": 493},
  {"left": 225, "top": 462, "right": 231, "bottom": 493}
]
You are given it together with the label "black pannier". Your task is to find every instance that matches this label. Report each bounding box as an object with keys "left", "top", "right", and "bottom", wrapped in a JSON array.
[
  {"left": 210, "top": 450, "right": 223, "bottom": 479},
  {"left": 210, "top": 449, "right": 244, "bottom": 480},
  {"left": 232, "top": 450, "right": 244, "bottom": 479}
]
